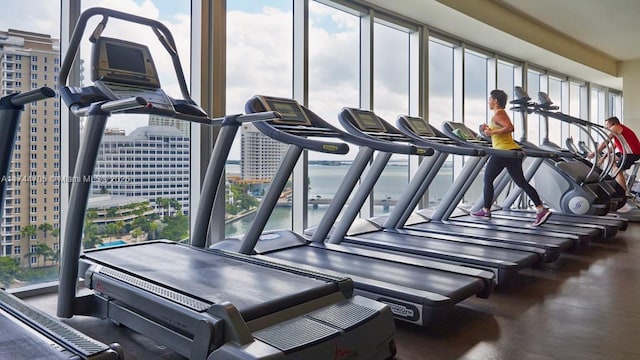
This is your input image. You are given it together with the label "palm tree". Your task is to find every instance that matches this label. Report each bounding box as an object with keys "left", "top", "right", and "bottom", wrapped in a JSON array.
[
  {"left": 38, "top": 222, "right": 54, "bottom": 242},
  {"left": 51, "top": 228, "right": 60, "bottom": 265}
]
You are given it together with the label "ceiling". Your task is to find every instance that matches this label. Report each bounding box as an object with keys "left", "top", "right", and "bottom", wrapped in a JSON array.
[
  {"left": 364, "top": 0, "right": 640, "bottom": 90},
  {"left": 498, "top": 0, "right": 640, "bottom": 61}
]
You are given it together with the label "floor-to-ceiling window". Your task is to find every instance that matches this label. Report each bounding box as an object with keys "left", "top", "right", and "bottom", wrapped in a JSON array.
[
  {"left": 527, "top": 69, "right": 545, "bottom": 145},
  {"left": 428, "top": 37, "right": 455, "bottom": 208},
  {"left": 462, "top": 48, "right": 490, "bottom": 203},
  {"left": 225, "top": 0, "right": 293, "bottom": 237},
  {"left": 547, "top": 75, "right": 567, "bottom": 147},
  {"left": 372, "top": 20, "right": 413, "bottom": 216},
  {"left": 0, "top": 1, "right": 61, "bottom": 288},
  {"left": 72, "top": 1, "right": 192, "bottom": 252},
  {"left": 307, "top": 0, "right": 360, "bottom": 229}
]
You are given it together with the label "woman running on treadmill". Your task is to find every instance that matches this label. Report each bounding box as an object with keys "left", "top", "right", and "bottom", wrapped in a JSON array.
[
  {"left": 587, "top": 116, "right": 640, "bottom": 197},
  {"left": 471, "top": 89, "right": 552, "bottom": 226}
]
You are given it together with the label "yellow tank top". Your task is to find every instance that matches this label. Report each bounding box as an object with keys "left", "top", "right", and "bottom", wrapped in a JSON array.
[{"left": 489, "top": 110, "right": 520, "bottom": 150}]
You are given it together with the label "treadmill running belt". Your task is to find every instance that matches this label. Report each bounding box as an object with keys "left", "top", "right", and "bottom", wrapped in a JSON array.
[
  {"left": 82, "top": 242, "right": 338, "bottom": 315},
  {"left": 0, "top": 310, "right": 72, "bottom": 360}
]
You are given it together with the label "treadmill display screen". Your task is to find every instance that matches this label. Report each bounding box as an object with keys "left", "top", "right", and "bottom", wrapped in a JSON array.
[
  {"left": 405, "top": 116, "right": 435, "bottom": 137},
  {"left": 263, "top": 98, "right": 311, "bottom": 125},
  {"left": 352, "top": 110, "right": 385, "bottom": 132},
  {"left": 92, "top": 37, "right": 160, "bottom": 88},
  {"left": 449, "top": 123, "right": 476, "bottom": 139},
  {"left": 106, "top": 43, "right": 147, "bottom": 74}
]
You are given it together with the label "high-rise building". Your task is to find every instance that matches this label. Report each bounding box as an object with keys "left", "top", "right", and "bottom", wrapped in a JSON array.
[
  {"left": 0, "top": 29, "right": 60, "bottom": 267},
  {"left": 92, "top": 125, "right": 190, "bottom": 215},
  {"left": 240, "top": 123, "right": 287, "bottom": 180},
  {"left": 148, "top": 114, "right": 190, "bottom": 136}
]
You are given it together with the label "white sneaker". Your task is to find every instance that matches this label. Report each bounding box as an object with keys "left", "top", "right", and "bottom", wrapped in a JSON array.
[{"left": 617, "top": 203, "right": 634, "bottom": 213}]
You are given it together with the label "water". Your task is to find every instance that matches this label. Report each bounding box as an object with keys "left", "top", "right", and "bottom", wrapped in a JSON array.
[{"left": 224, "top": 162, "right": 465, "bottom": 237}]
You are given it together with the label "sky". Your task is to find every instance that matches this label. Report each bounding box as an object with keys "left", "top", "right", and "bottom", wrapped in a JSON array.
[{"left": 0, "top": 0, "right": 496, "bottom": 160}]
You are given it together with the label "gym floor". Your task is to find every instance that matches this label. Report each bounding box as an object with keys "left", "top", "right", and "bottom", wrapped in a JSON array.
[{"left": 24, "top": 220, "right": 640, "bottom": 360}]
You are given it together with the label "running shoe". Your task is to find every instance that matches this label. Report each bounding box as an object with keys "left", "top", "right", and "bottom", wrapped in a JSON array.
[{"left": 532, "top": 208, "right": 551, "bottom": 226}]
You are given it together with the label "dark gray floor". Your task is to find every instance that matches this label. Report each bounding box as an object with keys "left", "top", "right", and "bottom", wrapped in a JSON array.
[{"left": 22, "top": 220, "right": 640, "bottom": 360}]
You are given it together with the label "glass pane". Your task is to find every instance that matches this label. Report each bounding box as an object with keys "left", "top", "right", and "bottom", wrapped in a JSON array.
[
  {"left": 428, "top": 39, "right": 454, "bottom": 208},
  {"left": 307, "top": 1, "right": 360, "bottom": 229},
  {"left": 547, "top": 77, "right": 564, "bottom": 147},
  {"left": 225, "top": 0, "right": 293, "bottom": 237},
  {"left": 527, "top": 70, "right": 543, "bottom": 145},
  {"left": 497, "top": 61, "right": 521, "bottom": 140},
  {"left": 78, "top": 2, "right": 192, "bottom": 249},
  {"left": 1, "top": 1, "right": 61, "bottom": 288},
  {"left": 373, "top": 22, "right": 411, "bottom": 216},
  {"left": 463, "top": 50, "right": 489, "bottom": 203}
]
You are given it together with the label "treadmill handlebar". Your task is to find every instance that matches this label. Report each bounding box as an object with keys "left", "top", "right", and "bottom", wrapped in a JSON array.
[
  {"left": 69, "top": 96, "right": 148, "bottom": 117},
  {"left": 236, "top": 111, "right": 282, "bottom": 123},
  {"left": 396, "top": 117, "right": 485, "bottom": 157},
  {"left": 338, "top": 109, "right": 434, "bottom": 156},
  {"left": 59, "top": 7, "right": 191, "bottom": 102},
  {"left": 7, "top": 87, "right": 55, "bottom": 107}
]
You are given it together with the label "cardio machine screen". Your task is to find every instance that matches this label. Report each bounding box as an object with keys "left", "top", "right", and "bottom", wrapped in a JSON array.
[
  {"left": 106, "top": 43, "right": 147, "bottom": 74},
  {"left": 92, "top": 37, "right": 160, "bottom": 88},
  {"left": 449, "top": 123, "right": 476, "bottom": 139},
  {"left": 405, "top": 116, "right": 435, "bottom": 137},
  {"left": 262, "top": 97, "right": 312, "bottom": 125},
  {"left": 351, "top": 110, "right": 385, "bottom": 132}
]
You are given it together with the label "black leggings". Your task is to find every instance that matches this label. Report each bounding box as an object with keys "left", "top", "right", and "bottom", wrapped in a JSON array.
[{"left": 483, "top": 155, "right": 542, "bottom": 209}]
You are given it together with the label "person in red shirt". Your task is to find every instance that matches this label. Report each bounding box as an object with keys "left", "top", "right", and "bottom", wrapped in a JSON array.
[{"left": 588, "top": 116, "right": 640, "bottom": 196}]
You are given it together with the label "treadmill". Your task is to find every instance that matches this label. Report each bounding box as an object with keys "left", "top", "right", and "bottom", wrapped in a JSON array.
[
  {"left": 0, "top": 87, "right": 124, "bottom": 360},
  {"left": 56, "top": 8, "right": 396, "bottom": 360},
  {"left": 381, "top": 120, "right": 593, "bottom": 250},
  {"left": 354, "top": 115, "right": 576, "bottom": 261},
  {"left": 471, "top": 88, "right": 627, "bottom": 237},
  {"left": 305, "top": 108, "right": 549, "bottom": 285},
  {"left": 210, "top": 95, "right": 495, "bottom": 327},
  {"left": 430, "top": 121, "right": 603, "bottom": 244}
]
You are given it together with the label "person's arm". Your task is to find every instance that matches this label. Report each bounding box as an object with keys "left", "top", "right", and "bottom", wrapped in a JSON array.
[
  {"left": 588, "top": 124, "right": 621, "bottom": 158},
  {"left": 484, "top": 111, "right": 514, "bottom": 136}
]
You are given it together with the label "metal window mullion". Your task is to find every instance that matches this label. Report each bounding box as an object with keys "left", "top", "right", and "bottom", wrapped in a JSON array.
[
  {"left": 292, "top": 0, "right": 308, "bottom": 234},
  {"left": 359, "top": 10, "right": 374, "bottom": 219}
]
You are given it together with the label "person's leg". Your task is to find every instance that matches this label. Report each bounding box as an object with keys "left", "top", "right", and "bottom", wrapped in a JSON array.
[
  {"left": 504, "top": 158, "right": 543, "bottom": 207},
  {"left": 482, "top": 156, "right": 505, "bottom": 210},
  {"left": 471, "top": 156, "right": 503, "bottom": 218},
  {"left": 504, "top": 158, "right": 551, "bottom": 226}
]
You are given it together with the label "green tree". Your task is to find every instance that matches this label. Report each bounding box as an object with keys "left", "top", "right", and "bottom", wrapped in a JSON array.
[
  {"left": 51, "top": 228, "right": 60, "bottom": 264},
  {"left": 38, "top": 222, "right": 54, "bottom": 242},
  {"left": 159, "top": 213, "right": 189, "bottom": 241},
  {"left": 0, "top": 256, "right": 20, "bottom": 288},
  {"left": 20, "top": 224, "right": 37, "bottom": 242},
  {"left": 131, "top": 227, "right": 143, "bottom": 241},
  {"left": 156, "top": 197, "right": 171, "bottom": 218}
]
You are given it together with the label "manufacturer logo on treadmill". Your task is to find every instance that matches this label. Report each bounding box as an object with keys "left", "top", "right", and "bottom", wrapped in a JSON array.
[
  {"left": 378, "top": 297, "right": 419, "bottom": 321},
  {"left": 322, "top": 144, "right": 339, "bottom": 152}
]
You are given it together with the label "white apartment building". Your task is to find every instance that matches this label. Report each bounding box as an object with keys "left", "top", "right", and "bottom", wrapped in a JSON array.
[
  {"left": 92, "top": 125, "right": 190, "bottom": 215},
  {"left": 240, "top": 123, "right": 287, "bottom": 181}
]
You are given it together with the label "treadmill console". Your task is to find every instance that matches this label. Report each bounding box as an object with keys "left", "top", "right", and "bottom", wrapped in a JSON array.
[
  {"left": 346, "top": 108, "right": 386, "bottom": 133},
  {"left": 447, "top": 122, "right": 478, "bottom": 141},
  {"left": 91, "top": 37, "right": 173, "bottom": 111},
  {"left": 256, "top": 96, "right": 312, "bottom": 126},
  {"left": 403, "top": 116, "right": 436, "bottom": 137}
]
